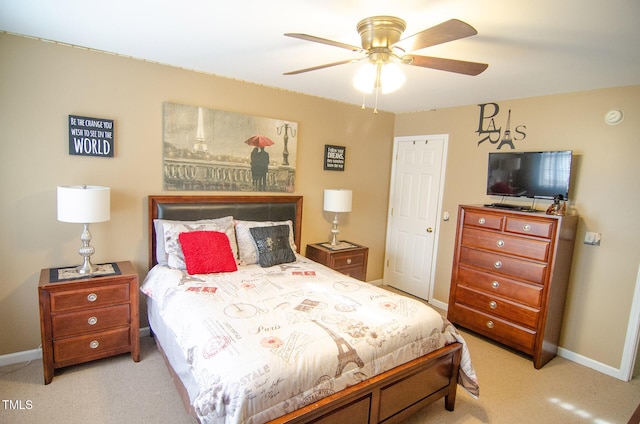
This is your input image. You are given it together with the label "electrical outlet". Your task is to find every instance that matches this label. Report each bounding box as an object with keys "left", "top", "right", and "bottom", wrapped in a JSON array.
[{"left": 584, "top": 232, "right": 602, "bottom": 246}]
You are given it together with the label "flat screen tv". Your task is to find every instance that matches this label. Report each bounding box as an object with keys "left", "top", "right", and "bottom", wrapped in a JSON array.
[{"left": 487, "top": 150, "right": 572, "bottom": 200}]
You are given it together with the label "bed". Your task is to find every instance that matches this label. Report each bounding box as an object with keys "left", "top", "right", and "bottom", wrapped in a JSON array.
[{"left": 142, "top": 195, "right": 478, "bottom": 424}]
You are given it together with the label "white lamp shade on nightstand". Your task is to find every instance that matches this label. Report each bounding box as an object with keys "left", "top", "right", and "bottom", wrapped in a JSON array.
[
  {"left": 57, "top": 185, "right": 110, "bottom": 223},
  {"left": 323, "top": 189, "right": 352, "bottom": 213}
]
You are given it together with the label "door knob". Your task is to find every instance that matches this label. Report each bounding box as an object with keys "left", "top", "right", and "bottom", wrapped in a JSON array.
[{"left": 426, "top": 227, "right": 433, "bottom": 233}]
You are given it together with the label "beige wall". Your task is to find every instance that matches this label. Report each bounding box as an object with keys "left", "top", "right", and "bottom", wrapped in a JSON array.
[
  {"left": 2, "top": 32, "right": 638, "bottom": 373},
  {"left": 0, "top": 33, "right": 394, "bottom": 355},
  {"left": 394, "top": 85, "right": 640, "bottom": 369}
]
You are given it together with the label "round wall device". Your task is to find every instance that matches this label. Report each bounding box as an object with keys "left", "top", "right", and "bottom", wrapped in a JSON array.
[{"left": 604, "top": 109, "right": 624, "bottom": 125}]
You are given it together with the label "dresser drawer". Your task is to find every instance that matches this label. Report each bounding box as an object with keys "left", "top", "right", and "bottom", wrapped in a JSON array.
[
  {"left": 456, "top": 267, "right": 543, "bottom": 307},
  {"left": 331, "top": 251, "right": 365, "bottom": 268},
  {"left": 50, "top": 283, "right": 130, "bottom": 312},
  {"left": 455, "top": 286, "right": 539, "bottom": 328},
  {"left": 52, "top": 304, "right": 131, "bottom": 338},
  {"left": 505, "top": 217, "right": 554, "bottom": 239},
  {"left": 463, "top": 210, "right": 504, "bottom": 230},
  {"left": 53, "top": 327, "right": 131, "bottom": 364},
  {"left": 459, "top": 246, "right": 547, "bottom": 284},
  {"left": 451, "top": 304, "right": 536, "bottom": 354},
  {"left": 461, "top": 227, "right": 550, "bottom": 262}
]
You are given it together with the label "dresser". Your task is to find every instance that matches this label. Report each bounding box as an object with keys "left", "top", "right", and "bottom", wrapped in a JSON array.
[
  {"left": 447, "top": 205, "right": 578, "bottom": 368},
  {"left": 306, "top": 242, "right": 368, "bottom": 281},
  {"left": 38, "top": 261, "right": 140, "bottom": 384}
]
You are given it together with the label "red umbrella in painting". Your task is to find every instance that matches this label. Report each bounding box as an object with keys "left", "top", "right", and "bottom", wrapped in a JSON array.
[{"left": 244, "top": 135, "right": 275, "bottom": 147}]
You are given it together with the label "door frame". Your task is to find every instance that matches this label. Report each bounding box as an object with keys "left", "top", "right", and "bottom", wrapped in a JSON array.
[{"left": 383, "top": 134, "right": 449, "bottom": 304}]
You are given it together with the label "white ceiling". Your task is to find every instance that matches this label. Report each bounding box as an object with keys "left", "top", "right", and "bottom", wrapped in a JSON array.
[{"left": 1, "top": 0, "right": 639, "bottom": 113}]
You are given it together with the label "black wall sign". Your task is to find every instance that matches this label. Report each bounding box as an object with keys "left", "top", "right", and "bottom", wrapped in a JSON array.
[
  {"left": 68, "top": 115, "right": 114, "bottom": 157},
  {"left": 324, "top": 144, "right": 346, "bottom": 171}
]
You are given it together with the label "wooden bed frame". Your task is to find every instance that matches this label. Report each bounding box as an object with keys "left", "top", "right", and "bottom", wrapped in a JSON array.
[{"left": 147, "top": 194, "right": 462, "bottom": 424}]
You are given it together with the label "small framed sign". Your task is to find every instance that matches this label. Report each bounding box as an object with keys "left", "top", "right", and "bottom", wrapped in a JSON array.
[
  {"left": 324, "top": 144, "right": 346, "bottom": 171},
  {"left": 68, "top": 115, "right": 114, "bottom": 157}
]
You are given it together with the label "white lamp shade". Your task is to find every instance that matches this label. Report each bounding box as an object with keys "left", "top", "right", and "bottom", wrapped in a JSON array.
[
  {"left": 57, "top": 185, "right": 110, "bottom": 223},
  {"left": 323, "top": 189, "right": 352, "bottom": 213}
]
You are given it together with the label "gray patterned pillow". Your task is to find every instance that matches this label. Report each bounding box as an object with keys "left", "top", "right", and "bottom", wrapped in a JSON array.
[{"left": 249, "top": 225, "right": 296, "bottom": 268}]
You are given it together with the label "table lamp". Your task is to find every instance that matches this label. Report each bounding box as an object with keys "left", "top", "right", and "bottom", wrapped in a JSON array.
[
  {"left": 323, "top": 189, "right": 352, "bottom": 246},
  {"left": 57, "top": 185, "right": 110, "bottom": 275}
]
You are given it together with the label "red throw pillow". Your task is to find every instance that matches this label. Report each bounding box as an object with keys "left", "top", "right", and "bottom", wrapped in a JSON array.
[{"left": 178, "top": 231, "right": 237, "bottom": 275}]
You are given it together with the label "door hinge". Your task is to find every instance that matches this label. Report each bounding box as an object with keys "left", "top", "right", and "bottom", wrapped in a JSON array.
[{"left": 386, "top": 259, "right": 390, "bottom": 267}]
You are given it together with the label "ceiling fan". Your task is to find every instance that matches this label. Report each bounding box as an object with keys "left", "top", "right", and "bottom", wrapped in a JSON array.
[{"left": 284, "top": 16, "right": 488, "bottom": 80}]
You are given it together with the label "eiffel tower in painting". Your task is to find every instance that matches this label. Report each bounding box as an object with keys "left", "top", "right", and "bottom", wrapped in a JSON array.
[{"left": 313, "top": 320, "right": 364, "bottom": 377}]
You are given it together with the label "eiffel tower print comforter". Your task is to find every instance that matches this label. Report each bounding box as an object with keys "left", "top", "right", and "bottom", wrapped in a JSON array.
[{"left": 141, "top": 255, "right": 479, "bottom": 424}]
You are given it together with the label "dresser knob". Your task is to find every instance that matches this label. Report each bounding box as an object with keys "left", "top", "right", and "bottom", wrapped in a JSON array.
[
  {"left": 496, "top": 240, "right": 504, "bottom": 247},
  {"left": 88, "top": 316, "right": 98, "bottom": 325},
  {"left": 346, "top": 258, "right": 352, "bottom": 264},
  {"left": 89, "top": 340, "right": 99, "bottom": 349},
  {"left": 489, "top": 301, "right": 497, "bottom": 309},
  {"left": 87, "top": 293, "right": 97, "bottom": 302},
  {"left": 523, "top": 224, "right": 531, "bottom": 232},
  {"left": 494, "top": 261, "right": 502, "bottom": 269},
  {"left": 486, "top": 321, "right": 494, "bottom": 329},
  {"left": 491, "top": 281, "right": 500, "bottom": 289},
  {"left": 478, "top": 218, "right": 486, "bottom": 224}
]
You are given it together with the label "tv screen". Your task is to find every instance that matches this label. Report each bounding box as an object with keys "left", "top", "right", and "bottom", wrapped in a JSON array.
[{"left": 487, "top": 151, "right": 572, "bottom": 200}]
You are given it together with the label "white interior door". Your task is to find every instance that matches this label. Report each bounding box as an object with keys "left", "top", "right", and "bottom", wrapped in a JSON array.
[{"left": 383, "top": 135, "right": 447, "bottom": 301}]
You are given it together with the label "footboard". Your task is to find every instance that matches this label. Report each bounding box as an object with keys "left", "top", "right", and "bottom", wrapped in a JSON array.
[{"left": 268, "top": 342, "right": 462, "bottom": 424}]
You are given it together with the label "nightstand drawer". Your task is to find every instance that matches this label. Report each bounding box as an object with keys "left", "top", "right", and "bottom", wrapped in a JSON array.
[
  {"left": 50, "top": 283, "right": 129, "bottom": 312},
  {"left": 338, "top": 265, "right": 366, "bottom": 281},
  {"left": 52, "top": 304, "right": 131, "bottom": 338},
  {"left": 53, "top": 327, "right": 131, "bottom": 364},
  {"left": 331, "top": 252, "right": 365, "bottom": 268}
]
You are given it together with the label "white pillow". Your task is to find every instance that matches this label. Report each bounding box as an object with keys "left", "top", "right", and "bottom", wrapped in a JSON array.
[
  {"left": 155, "top": 216, "right": 236, "bottom": 268},
  {"left": 234, "top": 220, "right": 297, "bottom": 265}
]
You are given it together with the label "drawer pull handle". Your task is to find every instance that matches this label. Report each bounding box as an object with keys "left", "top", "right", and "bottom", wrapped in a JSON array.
[
  {"left": 89, "top": 340, "right": 100, "bottom": 349},
  {"left": 478, "top": 218, "right": 486, "bottom": 225},
  {"left": 88, "top": 316, "right": 98, "bottom": 325},
  {"left": 87, "top": 293, "right": 98, "bottom": 302},
  {"left": 523, "top": 224, "right": 531, "bottom": 232},
  {"left": 496, "top": 240, "right": 504, "bottom": 247},
  {"left": 494, "top": 261, "right": 502, "bottom": 269},
  {"left": 346, "top": 258, "right": 352, "bottom": 264},
  {"left": 491, "top": 281, "right": 500, "bottom": 289},
  {"left": 486, "top": 321, "right": 494, "bottom": 329},
  {"left": 489, "top": 301, "right": 497, "bottom": 309}
]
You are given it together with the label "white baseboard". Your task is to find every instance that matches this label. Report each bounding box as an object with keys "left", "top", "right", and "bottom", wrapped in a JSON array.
[
  {"left": 0, "top": 348, "right": 41, "bottom": 367},
  {"left": 557, "top": 347, "right": 626, "bottom": 380},
  {"left": 0, "top": 328, "right": 152, "bottom": 367}
]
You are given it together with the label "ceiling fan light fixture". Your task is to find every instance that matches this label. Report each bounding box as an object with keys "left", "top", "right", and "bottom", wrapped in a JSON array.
[
  {"left": 353, "top": 62, "right": 405, "bottom": 94},
  {"left": 353, "top": 62, "right": 377, "bottom": 94},
  {"left": 380, "top": 62, "right": 406, "bottom": 94}
]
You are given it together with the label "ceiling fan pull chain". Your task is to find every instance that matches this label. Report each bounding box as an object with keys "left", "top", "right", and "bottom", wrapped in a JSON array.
[{"left": 373, "top": 85, "right": 379, "bottom": 114}]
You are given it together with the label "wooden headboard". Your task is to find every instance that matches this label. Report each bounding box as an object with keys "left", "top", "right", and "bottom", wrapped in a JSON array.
[{"left": 148, "top": 195, "right": 303, "bottom": 269}]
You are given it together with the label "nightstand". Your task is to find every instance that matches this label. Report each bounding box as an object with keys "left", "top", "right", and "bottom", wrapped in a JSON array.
[
  {"left": 38, "top": 261, "right": 140, "bottom": 384},
  {"left": 306, "top": 241, "right": 368, "bottom": 281}
]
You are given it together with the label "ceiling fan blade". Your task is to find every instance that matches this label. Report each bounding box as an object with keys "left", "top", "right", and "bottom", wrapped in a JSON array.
[
  {"left": 396, "top": 19, "right": 478, "bottom": 52},
  {"left": 407, "top": 55, "right": 488, "bottom": 76},
  {"left": 284, "top": 33, "right": 362, "bottom": 52},
  {"left": 284, "top": 59, "right": 353, "bottom": 75}
]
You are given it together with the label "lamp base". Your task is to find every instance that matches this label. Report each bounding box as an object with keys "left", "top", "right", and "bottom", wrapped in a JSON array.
[
  {"left": 329, "top": 213, "right": 340, "bottom": 246},
  {"left": 76, "top": 223, "right": 97, "bottom": 275}
]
